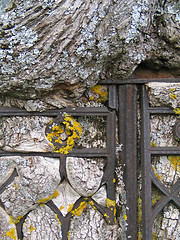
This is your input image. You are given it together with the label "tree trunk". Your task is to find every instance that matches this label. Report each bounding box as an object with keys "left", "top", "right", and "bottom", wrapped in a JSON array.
[{"left": 0, "top": 0, "right": 179, "bottom": 101}]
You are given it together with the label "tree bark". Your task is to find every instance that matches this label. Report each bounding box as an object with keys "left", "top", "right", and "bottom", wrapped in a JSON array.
[{"left": 0, "top": 0, "right": 179, "bottom": 100}]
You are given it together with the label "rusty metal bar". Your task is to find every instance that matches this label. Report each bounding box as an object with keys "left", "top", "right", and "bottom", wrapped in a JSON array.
[
  {"left": 118, "top": 85, "right": 137, "bottom": 239},
  {"left": 100, "top": 78, "right": 180, "bottom": 84},
  {"left": 108, "top": 85, "right": 118, "bottom": 110},
  {"left": 106, "top": 110, "right": 116, "bottom": 205},
  {"left": 0, "top": 106, "right": 110, "bottom": 117},
  {"left": 147, "top": 108, "right": 174, "bottom": 114},
  {"left": 0, "top": 105, "right": 117, "bottom": 240},
  {"left": 140, "top": 84, "right": 180, "bottom": 240},
  {"left": 140, "top": 85, "right": 152, "bottom": 240},
  {"left": 0, "top": 146, "right": 109, "bottom": 159},
  {"left": 149, "top": 147, "right": 180, "bottom": 154}
]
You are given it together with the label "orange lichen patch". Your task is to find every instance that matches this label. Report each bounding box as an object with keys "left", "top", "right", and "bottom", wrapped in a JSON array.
[
  {"left": 52, "top": 190, "right": 60, "bottom": 199},
  {"left": 6, "top": 228, "right": 16, "bottom": 240},
  {"left": 106, "top": 198, "right": 115, "bottom": 208},
  {"left": 90, "top": 85, "right": 108, "bottom": 102},
  {"left": 67, "top": 204, "right": 74, "bottom": 213},
  {"left": 71, "top": 202, "right": 87, "bottom": 216},
  {"left": 168, "top": 156, "right": 180, "bottom": 172},
  {"left": 89, "top": 96, "right": 94, "bottom": 101}
]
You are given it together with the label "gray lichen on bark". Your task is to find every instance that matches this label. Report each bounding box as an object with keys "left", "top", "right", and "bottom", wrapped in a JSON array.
[
  {"left": 0, "top": 156, "right": 60, "bottom": 218},
  {"left": 0, "top": 0, "right": 179, "bottom": 102},
  {"left": 69, "top": 204, "right": 119, "bottom": 240},
  {"left": 1, "top": 116, "right": 53, "bottom": 152},
  {"left": 23, "top": 204, "right": 62, "bottom": 240}
]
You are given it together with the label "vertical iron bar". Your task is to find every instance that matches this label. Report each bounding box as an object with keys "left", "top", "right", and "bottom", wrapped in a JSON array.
[
  {"left": 140, "top": 85, "right": 152, "bottom": 240},
  {"left": 108, "top": 85, "right": 118, "bottom": 110},
  {"left": 106, "top": 110, "right": 116, "bottom": 202},
  {"left": 118, "top": 85, "right": 137, "bottom": 239}
]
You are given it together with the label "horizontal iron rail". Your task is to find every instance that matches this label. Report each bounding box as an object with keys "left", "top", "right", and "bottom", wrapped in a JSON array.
[
  {"left": 100, "top": 78, "right": 180, "bottom": 84},
  {"left": 147, "top": 107, "right": 175, "bottom": 114},
  {"left": 149, "top": 147, "right": 180, "bottom": 155},
  {"left": 0, "top": 106, "right": 110, "bottom": 117},
  {"left": 0, "top": 149, "right": 109, "bottom": 158}
]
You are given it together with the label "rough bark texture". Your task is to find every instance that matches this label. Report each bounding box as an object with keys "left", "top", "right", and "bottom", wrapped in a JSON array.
[
  {"left": 0, "top": 1, "right": 180, "bottom": 240},
  {"left": 0, "top": 0, "right": 179, "bottom": 103}
]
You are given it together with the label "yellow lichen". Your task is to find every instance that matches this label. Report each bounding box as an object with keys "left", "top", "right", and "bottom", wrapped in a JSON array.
[
  {"left": 6, "top": 228, "right": 16, "bottom": 240},
  {"left": 38, "top": 188, "right": 59, "bottom": 204},
  {"left": 173, "top": 108, "right": 180, "bottom": 115},
  {"left": 150, "top": 142, "right": 157, "bottom": 147},
  {"left": 106, "top": 198, "right": 115, "bottom": 208},
  {"left": 114, "top": 207, "right": 116, "bottom": 217},
  {"left": 71, "top": 202, "right": 87, "bottom": 216},
  {"left": 152, "top": 166, "right": 162, "bottom": 180},
  {"left": 9, "top": 215, "right": 23, "bottom": 224},
  {"left": 67, "top": 231, "right": 71, "bottom": 240},
  {"left": 137, "top": 231, "right": 142, "bottom": 240},
  {"left": 137, "top": 198, "right": 142, "bottom": 224},
  {"left": 14, "top": 184, "right": 18, "bottom": 189},
  {"left": 67, "top": 204, "right": 74, "bottom": 213},
  {"left": 88, "top": 201, "right": 94, "bottom": 206},
  {"left": 104, "top": 213, "right": 110, "bottom": 218},
  {"left": 113, "top": 178, "right": 116, "bottom": 183},
  {"left": 152, "top": 189, "right": 161, "bottom": 207},
  {"left": 90, "top": 85, "right": 108, "bottom": 102},
  {"left": 59, "top": 205, "right": 64, "bottom": 211},
  {"left": 38, "top": 195, "right": 52, "bottom": 204},
  {"left": 168, "top": 156, "right": 180, "bottom": 172},
  {"left": 169, "top": 88, "right": 175, "bottom": 92},
  {"left": 170, "top": 93, "right": 177, "bottom": 100},
  {"left": 152, "top": 232, "right": 158, "bottom": 240},
  {"left": 52, "top": 190, "right": 60, "bottom": 199},
  {"left": 27, "top": 225, "right": 35, "bottom": 232},
  {"left": 55, "top": 214, "right": 62, "bottom": 226},
  {"left": 47, "top": 114, "right": 82, "bottom": 154},
  {"left": 123, "top": 214, "right": 127, "bottom": 220},
  {"left": 88, "top": 201, "right": 97, "bottom": 210}
]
